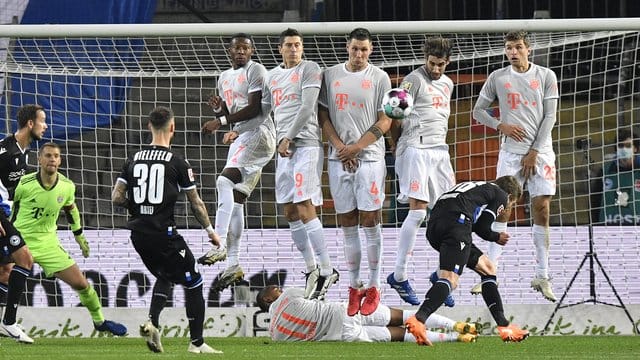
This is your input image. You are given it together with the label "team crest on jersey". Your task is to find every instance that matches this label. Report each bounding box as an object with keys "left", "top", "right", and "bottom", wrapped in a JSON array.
[
  {"left": 333, "top": 80, "right": 341, "bottom": 87},
  {"left": 188, "top": 168, "right": 195, "bottom": 182},
  {"left": 57, "top": 196, "right": 64, "bottom": 203},
  {"left": 529, "top": 79, "right": 540, "bottom": 90},
  {"left": 290, "top": 72, "right": 300, "bottom": 83},
  {"left": 9, "top": 235, "right": 21, "bottom": 246},
  {"left": 497, "top": 204, "right": 505, "bottom": 215},
  {"left": 400, "top": 82, "right": 412, "bottom": 91},
  {"left": 504, "top": 82, "right": 512, "bottom": 89},
  {"left": 361, "top": 79, "right": 372, "bottom": 89}
]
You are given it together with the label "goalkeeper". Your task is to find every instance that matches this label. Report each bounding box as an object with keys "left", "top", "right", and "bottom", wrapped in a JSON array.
[{"left": 10, "top": 142, "right": 127, "bottom": 338}]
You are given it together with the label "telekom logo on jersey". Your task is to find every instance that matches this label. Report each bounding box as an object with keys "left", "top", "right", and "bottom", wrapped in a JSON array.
[
  {"left": 506, "top": 92, "right": 539, "bottom": 110},
  {"left": 334, "top": 93, "right": 366, "bottom": 110},
  {"left": 272, "top": 89, "right": 298, "bottom": 106}
]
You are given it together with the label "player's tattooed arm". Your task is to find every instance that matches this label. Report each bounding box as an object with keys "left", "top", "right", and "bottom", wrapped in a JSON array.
[
  {"left": 111, "top": 181, "right": 131, "bottom": 210},
  {"left": 185, "top": 188, "right": 213, "bottom": 229}
]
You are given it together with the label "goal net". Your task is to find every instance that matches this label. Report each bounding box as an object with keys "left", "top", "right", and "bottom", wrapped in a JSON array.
[{"left": 1, "top": 20, "right": 639, "bottom": 310}]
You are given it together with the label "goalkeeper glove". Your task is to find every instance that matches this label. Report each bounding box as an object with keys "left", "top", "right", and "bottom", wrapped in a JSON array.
[{"left": 74, "top": 233, "right": 90, "bottom": 258}]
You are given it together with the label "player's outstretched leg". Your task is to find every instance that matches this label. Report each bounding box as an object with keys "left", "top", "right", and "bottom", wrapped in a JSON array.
[
  {"left": 386, "top": 272, "right": 420, "bottom": 305},
  {"left": 430, "top": 271, "right": 455, "bottom": 307}
]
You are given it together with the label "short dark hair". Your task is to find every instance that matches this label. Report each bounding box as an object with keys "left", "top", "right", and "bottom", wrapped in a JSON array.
[
  {"left": 494, "top": 175, "right": 523, "bottom": 201},
  {"left": 423, "top": 37, "right": 453, "bottom": 59},
  {"left": 16, "top": 104, "right": 44, "bottom": 129},
  {"left": 40, "top": 141, "right": 60, "bottom": 154},
  {"left": 349, "top": 27, "right": 372, "bottom": 42},
  {"left": 148, "top": 106, "right": 174, "bottom": 130},
  {"left": 504, "top": 30, "right": 530, "bottom": 47},
  {"left": 230, "top": 33, "right": 254, "bottom": 46},
  {"left": 256, "top": 285, "right": 278, "bottom": 312},
  {"left": 279, "top": 28, "right": 303, "bottom": 45}
]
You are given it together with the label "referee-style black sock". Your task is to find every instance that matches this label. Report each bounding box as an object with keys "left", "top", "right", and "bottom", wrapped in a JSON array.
[
  {"left": 480, "top": 275, "right": 509, "bottom": 327},
  {"left": 3, "top": 265, "right": 31, "bottom": 325},
  {"left": 185, "top": 284, "right": 205, "bottom": 346},
  {"left": 149, "top": 278, "right": 172, "bottom": 328},
  {"left": 0, "top": 283, "right": 7, "bottom": 306},
  {"left": 415, "top": 280, "right": 451, "bottom": 323}
]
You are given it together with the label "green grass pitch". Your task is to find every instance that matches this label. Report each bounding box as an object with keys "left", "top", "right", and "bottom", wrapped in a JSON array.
[{"left": 0, "top": 336, "right": 638, "bottom": 359}]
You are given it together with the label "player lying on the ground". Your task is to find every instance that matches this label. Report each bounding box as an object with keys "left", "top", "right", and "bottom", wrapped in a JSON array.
[{"left": 256, "top": 285, "right": 478, "bottom": 343}]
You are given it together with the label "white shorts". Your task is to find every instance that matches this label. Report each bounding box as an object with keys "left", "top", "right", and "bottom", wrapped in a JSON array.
[
  {"left": 275, "top": 146, "right": 323, "bottom": 205},
  {"left": 395, "top": 147, "right": 455, "bottom": 206},
  {"left": 225, "top": 127, "right": 276, "bottom": 195},
  {"left": 328, "top": 159, "right": 386, "bottom": 214},
  {"left": 496, "top": 149, "right": 556, "bottom": 197},
  {"left": 341, "top": 303, "right": 391, "bottom": 342}
]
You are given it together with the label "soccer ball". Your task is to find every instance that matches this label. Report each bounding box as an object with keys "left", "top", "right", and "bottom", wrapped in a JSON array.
[{"left": 382, "top": 88, "right": 414, "bottom": 120}]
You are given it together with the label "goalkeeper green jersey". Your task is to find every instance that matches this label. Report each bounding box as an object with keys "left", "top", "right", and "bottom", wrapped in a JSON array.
[{"left": 11, "top": 172, "right": 75, "bottom": 235}]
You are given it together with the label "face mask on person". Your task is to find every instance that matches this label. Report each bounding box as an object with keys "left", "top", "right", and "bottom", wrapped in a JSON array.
[{"left": 617, "top": 147, "right": 634, "bottom": 160}]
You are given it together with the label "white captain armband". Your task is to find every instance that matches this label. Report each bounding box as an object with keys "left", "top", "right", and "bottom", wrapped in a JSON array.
[{"left": 219, "top": 116, "right": 228, "bottom": 126}]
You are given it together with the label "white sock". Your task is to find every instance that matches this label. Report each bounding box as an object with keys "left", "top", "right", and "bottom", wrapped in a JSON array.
[
  {"left": 305, "top": 218, "right": 333, "bottom": 276},
  {"left": 487, "top": 221, "right": 507, "bottom": 265},
  {"left": 363, "top": 225, "right": 382, "bottom": 288},
  {"left": 226, "top": 203, "right": 244, "bottom": 267},
  {"left": 533, "top": 224, "right": 550, "bottom": 279},
  {"left": 394, "top": 209, "right": 427, "bottom": 281},
  {"left": 425, "top": 313, "right": 455, "bottom": 330},
  {"left": 289, "top": 220, "right": 316, "bottom": 272},
  {"left": 403, "top": 330, "right": 457, "bottom": 343},
  {"left": 342, "top": 226, "right": 362, "bottom": 288},
  {"left": 402, "top": 309, "right": 416, "bottom": 323},
  {"left": 214, "top": 176, "right": 235, "bottom": 241}
]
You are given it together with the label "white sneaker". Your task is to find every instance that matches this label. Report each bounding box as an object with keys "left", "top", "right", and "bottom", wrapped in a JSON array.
[
  {"left": 212, "top": 264, "right": 245, "bottom": 291},
  {"left": 1, "top": 322, "right": 34, "bottom": 344},
  {"left": 188, "top": 342, "right": 223, "bottom": 354},
  {"left": 197, "top": 247, "right": 227, "bottom": 266},
  {"left": 531, "top": 277, "right": 557, "bottom": 302},
  {"left": 470, "top": 282, "right": 482, "bottom": 295},
  {"left": 139, "top": 320, "right": 163, "bottom": 353}
]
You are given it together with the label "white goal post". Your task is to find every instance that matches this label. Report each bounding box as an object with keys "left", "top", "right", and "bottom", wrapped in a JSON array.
[{"left": 1, "top": 19, "right": 639, "bottom": 322}]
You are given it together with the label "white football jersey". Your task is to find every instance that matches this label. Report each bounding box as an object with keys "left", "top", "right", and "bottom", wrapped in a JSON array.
[
  {"left": 319, "top": 63, "right": 391, "bottom": 162},
  {"left": 397, "top": 66, "right": 454, "bottom": 151},
  {"left": 478, "top": 63, "right": 559, "bottom": 154},
  {"left": 262, "top": 60, "right": 322, "bottom": 144},
  {"left": 268, "top": 288, "right": 344, "bottom": 341},
  {"left": 217, "top": 60, "right": 275, "bottom": 135}
]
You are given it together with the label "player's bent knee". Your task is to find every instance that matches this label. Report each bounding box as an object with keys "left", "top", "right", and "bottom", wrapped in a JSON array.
[{"left": 12, "top": 246, "right": 34, "bottom": 269}]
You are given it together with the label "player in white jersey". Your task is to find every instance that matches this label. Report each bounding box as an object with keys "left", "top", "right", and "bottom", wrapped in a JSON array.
[
  {"left": 318, "top": 28, "right": 391, "bottom": 317},
  {"left": 386, "top": 37, "right": 457, "bottom": 307},
  {"left": 256, "top": 285, "right": 478, "bottom": 343},
  {"left": 472, "top": 30, "right": 559, "bottom": 302},
  {"left": 199, "top": 33, "right": 276, "bottom": 291},
  {"left": 262, "top": 28, "right": 338, "bottom": 299}
]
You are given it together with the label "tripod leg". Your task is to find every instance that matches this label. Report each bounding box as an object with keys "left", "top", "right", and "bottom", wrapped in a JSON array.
[
  {"left": 542, "top": 254, "right": 589, "bottom": 335},
  {"left": 593, "top": 254, "right": 639, "bottom": 334}
]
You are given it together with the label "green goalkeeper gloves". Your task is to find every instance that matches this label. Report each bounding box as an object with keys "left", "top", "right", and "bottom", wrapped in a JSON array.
[{"left": 74, "top": 233, "right": 90, "bottom": 258}]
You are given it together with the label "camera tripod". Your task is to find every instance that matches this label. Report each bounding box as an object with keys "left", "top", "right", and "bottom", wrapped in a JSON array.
[{"left": 542, "top": 143, "right": 638, "bottom": 335}]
